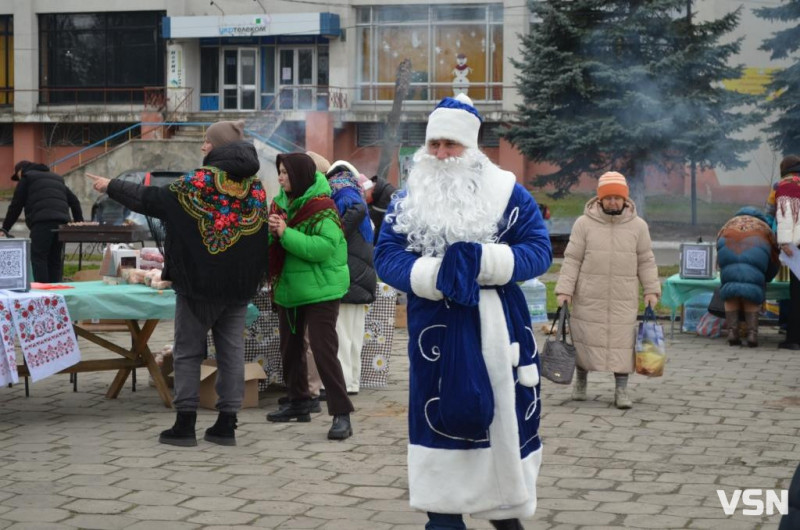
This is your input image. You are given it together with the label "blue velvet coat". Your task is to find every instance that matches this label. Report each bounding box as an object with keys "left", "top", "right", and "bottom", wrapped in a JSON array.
[
  {"left": 716, "top": 207, "right": 779, "bottom": 304},
  {"left": 374, "top": 165, "right": 552, "bottom": 520}
]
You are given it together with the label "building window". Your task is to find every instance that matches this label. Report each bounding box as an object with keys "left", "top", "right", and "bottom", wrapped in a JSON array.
[
  {"left": 480, "top": 122, "right": 501, "bottom": 147},
  {"left": 357, "top": 4, "right": 503, "bottom": 103},
  {"left": 43, "top": 123, "right": 136, "bottom": 147},
  {"left": 0, "top": 16, "right": 12, "bottom": 106},
  {"left": 357, "top": 122, "right": 428, "bottom": 147},
  {"left": 39, "top": 12, "right": 165, "bottom": 104}
]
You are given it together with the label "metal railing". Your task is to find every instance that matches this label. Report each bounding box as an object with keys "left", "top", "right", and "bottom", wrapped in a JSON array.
[
  {"left": 12, "top": 87, "right": 168, "bottom": 113},
  {"left": 48, "top": 121, "right": 296, "bottom": 175}
]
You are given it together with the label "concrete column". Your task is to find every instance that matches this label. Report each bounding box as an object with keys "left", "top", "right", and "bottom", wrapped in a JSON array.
[
  {"left": 13, "top": 124, "right": 39, "bottom": 166},
  {"left": 305, "top": 112, "right": 334, "bottom": 161},
  {"left": 499, "top": 137, "right": 525, "bottom": 184},
  {"left": 141, "top": 112, "right": 164, "bottom": 140},
  {"left": 13, "top": 4, "right": 37, "bottom": 114}
]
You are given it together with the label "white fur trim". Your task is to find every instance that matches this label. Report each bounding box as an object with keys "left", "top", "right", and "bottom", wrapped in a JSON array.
[
  {"left": 473, "top": 449, "right": 542, "bottom": 520},
  {"left": 482, "top": 164, "right": 516, "bottom": 224},
  {"left": 518, "top": 364, "right": 539, "bottom": 388},
  {"left": 510, "top": 342, "right": 520, "bottom": 367},
  {"left": 327, "top": 160, "right": 360, "bottom": 178},
  {"left": 477, "top": 243, "right": 514, "bottom": 285},
  {"left": 408, "top": 290, "right": 538, "bottom": 516},
  {"left": 410, "top": 257, "right": 444, "bottom": 301},
  {"left": 426, "top": 108, "right": 481, "bottom": 149}
]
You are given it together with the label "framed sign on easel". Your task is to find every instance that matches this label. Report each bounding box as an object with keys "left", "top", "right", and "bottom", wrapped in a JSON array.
[
  {"left": 679, "top": 242, "right": 715, "bottom": 279},
  {"left": 0, "top": 238, "right": 32, "bottom": 291}
]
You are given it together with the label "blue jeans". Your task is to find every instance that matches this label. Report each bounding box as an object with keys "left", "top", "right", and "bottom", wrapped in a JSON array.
[{"left": 426, "top": 513, "right": 466, "bottom": 530}]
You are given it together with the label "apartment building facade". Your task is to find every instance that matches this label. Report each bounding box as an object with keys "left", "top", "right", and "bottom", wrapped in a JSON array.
[{"left": 0, "top": 0, "right": 531, "bottom": 189}]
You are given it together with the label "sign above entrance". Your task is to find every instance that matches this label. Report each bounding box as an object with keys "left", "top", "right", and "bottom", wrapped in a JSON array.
[{"left": 163, "top": 13, "right": 340, "bottom": 39}]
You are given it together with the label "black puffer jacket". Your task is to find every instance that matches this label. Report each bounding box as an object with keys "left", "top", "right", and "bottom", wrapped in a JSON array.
[
  {"left": 2, "top": 163, "right": 83, "bottom": 231},
  {"left": 340, "top": 200, "right": 377, "bottom": 304},
  {"left": 106, "top": 142, "right": 270, "bottom": 311},
  {"left": 368, "top": 175, "right": 396, "bottom": 244}
]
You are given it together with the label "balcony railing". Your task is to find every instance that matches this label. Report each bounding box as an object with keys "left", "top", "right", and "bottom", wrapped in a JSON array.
[{"left": 11, "top": 87, "right": 168, "bottom": 114}]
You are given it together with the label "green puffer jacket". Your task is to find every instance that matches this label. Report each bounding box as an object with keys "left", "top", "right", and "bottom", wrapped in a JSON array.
[{"left": 270, "top": 172, "right": 349, "bottom": 308}]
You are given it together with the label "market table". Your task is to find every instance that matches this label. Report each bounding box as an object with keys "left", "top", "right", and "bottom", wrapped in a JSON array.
[
  {"left": 15, "top": 282, "right": 257, "bottom": 408},
  {"left": 661, "top": 274, "right": 790, "bottom": 337}
]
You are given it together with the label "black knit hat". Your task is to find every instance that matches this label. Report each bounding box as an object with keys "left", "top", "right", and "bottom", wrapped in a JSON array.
[
  {"left": 780, "top": 155, "right": 800, "bottom": 177},
  {"left": 11, "top": 160, "right": 36, "bottom": 181},
  {"left": 276, "top": 153, "right": 317, "bottom": 199}
]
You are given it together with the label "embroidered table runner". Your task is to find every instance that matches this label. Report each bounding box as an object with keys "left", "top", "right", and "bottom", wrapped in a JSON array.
[{"left": 0, "top": 291, "right": 81, "bottom": 385}]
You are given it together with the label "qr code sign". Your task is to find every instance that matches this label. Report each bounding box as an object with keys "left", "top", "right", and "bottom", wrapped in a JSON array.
[
  {"left": 0, "top": 249, "right": 23, "bottom": 278},
  {"left": 685, "top": 249, "right": 707, "bottom": 270}
]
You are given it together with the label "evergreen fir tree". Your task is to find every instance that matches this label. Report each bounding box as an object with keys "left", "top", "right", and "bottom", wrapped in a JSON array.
[
  {"left": 504, "top": 0, "right": 758, "bottom": 217},
  {"left": 756, "top": 0, "right": 800, "bottom": 155}
]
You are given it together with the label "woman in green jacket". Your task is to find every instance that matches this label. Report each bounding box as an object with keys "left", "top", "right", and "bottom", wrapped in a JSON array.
[{"left": 265, "top": 152, "right": 354, "bottom": 440}]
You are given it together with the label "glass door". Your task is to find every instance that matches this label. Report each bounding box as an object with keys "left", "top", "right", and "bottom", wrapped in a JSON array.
[
  {"left": 278, "top": 47, "right": 315, "bottom": 110},
  {"left": 239, "top": 49, "right": 257, "bottom": 110},
  {"left": 222, "top": 48, "right": 258, "bottom": 111}
]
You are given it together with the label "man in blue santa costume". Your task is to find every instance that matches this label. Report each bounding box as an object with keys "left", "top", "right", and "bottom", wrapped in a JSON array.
[{"left": 374, "top": 93, "right": 552, "bottom": 530}]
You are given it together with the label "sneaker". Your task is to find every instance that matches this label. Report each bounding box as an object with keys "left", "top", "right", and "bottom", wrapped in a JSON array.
[{"left": 614, "top": 387, "right": 633, "bottom": 409}]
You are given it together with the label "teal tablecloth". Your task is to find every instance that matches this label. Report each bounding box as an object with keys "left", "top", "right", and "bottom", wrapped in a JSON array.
[
  {"left": 32, "top": 281, "right": 258, "bottom": 323},
  {"left": 661, "top": 274, "right": 790, "bottom": 310}
]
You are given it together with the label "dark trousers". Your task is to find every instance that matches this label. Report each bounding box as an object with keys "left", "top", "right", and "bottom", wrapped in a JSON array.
[
  {"left": 278, "top": 300, "right": 353, "bottom": 416},
  {"left": 426, "top": 513, "right": 521, "bottom": 530},
  {"left": 30, "top": 222, "right": 64, "bottom": 283},
  {"left": 788, "top": 271, "right": 800, "bottom": 344},
  {"left": 173, "top": 295, "right": 248, "bottom": 412},
  {"left": 426, "top": 513, "right": 466, "bottom": 530}
]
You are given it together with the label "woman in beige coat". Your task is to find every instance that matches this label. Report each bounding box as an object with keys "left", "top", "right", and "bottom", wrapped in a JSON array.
[{"left": 555, "top": 172, "right": 660, "bottom": 409}]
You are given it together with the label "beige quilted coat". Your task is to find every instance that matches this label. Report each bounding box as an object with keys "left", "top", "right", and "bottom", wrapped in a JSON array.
[{"left": 555, "top": 198, "right": 661, "bottom": 373}]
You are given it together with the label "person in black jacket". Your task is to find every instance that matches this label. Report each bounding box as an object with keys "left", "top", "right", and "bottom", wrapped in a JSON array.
[
  {"left": 326, "top": 160, "right": 377, "bottom": 394},
  {"left": 86, "top": 120, "right": 270, "bottom": 448},
  {"left": 368, "top": 174, "right": 397, "bottom": 245},
  {"left": 2, "top": 161, "right": 84, "bottom": 283}
]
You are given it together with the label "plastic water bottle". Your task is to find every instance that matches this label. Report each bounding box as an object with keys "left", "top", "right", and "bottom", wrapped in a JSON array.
[{"left": 521, "top": 278, "right": 548, "bottom": 323}]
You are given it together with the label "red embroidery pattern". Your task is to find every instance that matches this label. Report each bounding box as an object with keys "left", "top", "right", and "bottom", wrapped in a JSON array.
[{"left": 11, "top": 295, "right": 75, "bottom": 368}]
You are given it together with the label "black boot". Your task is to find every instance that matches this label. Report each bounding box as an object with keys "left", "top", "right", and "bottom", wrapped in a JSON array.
[
  {"left": 279, "top": 396, "right": 321, "bottom": 413},
  {"left": 159, "top": 411, "right": 197, "bottom": 447},
  {"left": 490, "top": 519, "right": 525, "bottom": 530},
  {"left": 204, "top": 411, "right": 237, "bottom": 446},
  {"left": 327, "top": 414, "right": 353, "bottom": 440},
  {"left": 267, "top": 400, "right": 313, "bottom": 423}
]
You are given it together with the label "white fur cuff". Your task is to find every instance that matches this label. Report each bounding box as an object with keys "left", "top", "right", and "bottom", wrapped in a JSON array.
[
  {"left": 518, "top": 364, "right": 539, "bottom": 387},
  {"left": 410, "top": 257, "right": 444, "bottom": 301},
  {"left": 477, "top": 243, "right": 514, "bottom": 286}
]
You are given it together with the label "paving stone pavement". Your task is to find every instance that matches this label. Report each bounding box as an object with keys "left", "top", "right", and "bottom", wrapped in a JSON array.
[{"left": 1, "top": 319, "right": 798, "bottom": 529}]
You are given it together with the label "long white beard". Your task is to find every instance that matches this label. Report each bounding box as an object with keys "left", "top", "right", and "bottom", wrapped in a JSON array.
[{"left": 389, "top": 147, "right": 502, "bottom": 257}]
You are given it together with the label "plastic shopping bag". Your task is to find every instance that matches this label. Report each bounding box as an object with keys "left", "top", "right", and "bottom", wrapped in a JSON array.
[
  {"left": 635, "top": 306, "right": 666, "bottom": 377},
  {"left": 695, "top": 311, "right": 723, "bottom": 338}
]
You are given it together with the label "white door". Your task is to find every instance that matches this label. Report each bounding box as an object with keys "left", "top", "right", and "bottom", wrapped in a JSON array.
[{"left": 278, "top": 47, "right": 315, "bottom": 110}]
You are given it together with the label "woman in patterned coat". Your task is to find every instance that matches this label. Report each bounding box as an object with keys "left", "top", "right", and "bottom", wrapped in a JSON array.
[{"left": 716, "top": 207, "right": 779, "bottom": 347}]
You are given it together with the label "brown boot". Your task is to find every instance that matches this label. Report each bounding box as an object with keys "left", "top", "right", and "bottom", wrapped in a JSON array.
[
  {"left": 725, "top": 311, "right": 741, "bottom": 346},
  {"left": 744, "top": 311, "right": 759, "bottom": 348}
]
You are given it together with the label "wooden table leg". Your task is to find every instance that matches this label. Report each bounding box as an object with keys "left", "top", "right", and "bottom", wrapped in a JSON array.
[
  {"left": 106, "top": 369, "right": 132, "bottom": 399},
  {"left": 129, "top": 319, "right": 172, "bottom": 408}
]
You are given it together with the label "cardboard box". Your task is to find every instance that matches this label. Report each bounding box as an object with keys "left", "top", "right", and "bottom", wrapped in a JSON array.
[
  {"left": 395, "top": 304, "right": 407, "bottom": 328},
  {"left": 149, "top": 353, "right": 174, "bottom": 389},
  {"left": 195, "top": 360, "right": 267, "bottom": 410}
]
